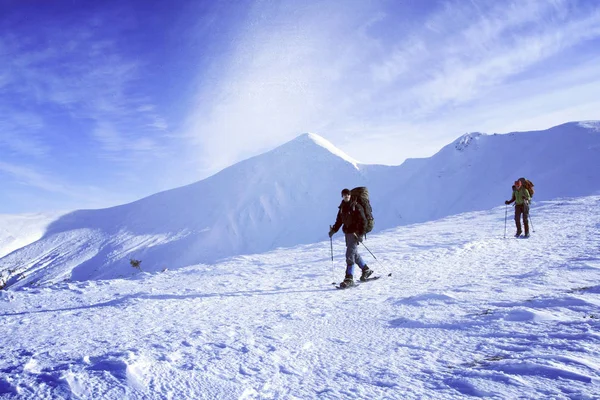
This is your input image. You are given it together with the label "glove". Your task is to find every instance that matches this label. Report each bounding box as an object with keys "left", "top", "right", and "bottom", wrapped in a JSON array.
[
  {"left": 504, "top": 200, "right": 510, "bottom": 205},
  {"left": 328, "top": 228, "right": 335, "bottom": 238},
  {"left": 354, "top": 233, "right": 363, "bottom": 243}
]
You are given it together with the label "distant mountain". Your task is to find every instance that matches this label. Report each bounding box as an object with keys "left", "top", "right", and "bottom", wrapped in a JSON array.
[
  {"left": 375, "top": 120, "right": 600, "bottom": 226},
  {"left": 1, "top": 122, "right": 599, "bottom": 289}
]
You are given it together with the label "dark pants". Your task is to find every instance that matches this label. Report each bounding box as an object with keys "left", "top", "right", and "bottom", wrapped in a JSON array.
[
  {"left": 515, "top": 204, "right": 529, "bottom": 235},
  {"left": 344, "top": 233, "right": 366, "bottom": 276}
]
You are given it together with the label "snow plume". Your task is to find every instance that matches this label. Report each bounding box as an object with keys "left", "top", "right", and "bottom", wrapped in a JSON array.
[{"left": 578, "top": 120, "right": 600, "bottom": 131}]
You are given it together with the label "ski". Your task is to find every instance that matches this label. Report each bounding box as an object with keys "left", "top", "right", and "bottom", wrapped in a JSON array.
[
  {"left": 361, "top": 276, "right": 381, "bottom": 283},
  {"left": 335, "top": 275, "right": 381, "bottom": 289},
  {"left": 335, "top": 283, "right": 357, "bottom": 290}
]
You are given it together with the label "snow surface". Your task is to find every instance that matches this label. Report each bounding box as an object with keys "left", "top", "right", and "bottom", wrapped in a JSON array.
[
  {"left": 1, "top": 196, "right": 599, "bottom": 399},
  {"left": 578, "top": 121, "right": 600, "bottom": 131},
  {"left": 1, "top": 122, "right": 599, "bottom": 289},
  {"left": 0, "top": 211, "right": 68, "bottom": 258}
]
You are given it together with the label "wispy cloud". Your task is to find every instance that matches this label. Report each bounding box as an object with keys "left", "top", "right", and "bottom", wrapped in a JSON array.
[
  {"left": 0, "top": 11, "right": 169, "bottom": 161},
  {"left": 0, "top": 110, "right": 49, "bottom": 157},
  {"left": 389, "top": 0, "right": 600, "bottom": 118},
  {"left": 182, "top": 0, "right": 600, "bottom": 169},
  {"left": 0, "top": 161, "right": 71, "bottom": 195},
  {"left": 181, "top": 1, "right": 378, "bottom": 171},
  {"left": 2, "top": 0, "right": 599, "bottom": 213},
  {"left": 0, "top": 4, "right": 179, "bottom": 212},
  {"left": 93, "top": 122, "right": 162, "bottom": 156},
  {"left": 0, "top": 159, "right": 137, "bottom": 211}
]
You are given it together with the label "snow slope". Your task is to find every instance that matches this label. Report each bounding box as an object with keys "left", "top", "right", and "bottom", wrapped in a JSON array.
[
  {"left": 1, "top": 196, "right": 599, "bottom": 399},
  {"left": 0, "top": 133, "right": 367, "bottom": 288},
  {"left": 1, "top": 122, "right": 600, "bottom": 288},
  {"left": 374, "top": 121, "right": 600, "bottom": 226},
  {"left": 0, "top": 211, "right": 68, "bottom": 258}
]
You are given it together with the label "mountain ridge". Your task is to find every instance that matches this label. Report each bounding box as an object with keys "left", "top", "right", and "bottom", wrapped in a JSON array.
[{"left": 1, "top": 121, "right": 599, "bottom": 289}]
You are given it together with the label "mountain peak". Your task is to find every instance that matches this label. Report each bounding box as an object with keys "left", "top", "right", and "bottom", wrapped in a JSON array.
[{"left": 453, "top": 132, "right": 484, "bottom": 151}]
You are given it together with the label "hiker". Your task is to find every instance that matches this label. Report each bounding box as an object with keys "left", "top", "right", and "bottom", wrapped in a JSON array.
[
  {"left": 329, "top": 188, "right": 374, "bottom": 287},
  {"left": 505, "top": 179, "right": 531, "bottom": 238}
]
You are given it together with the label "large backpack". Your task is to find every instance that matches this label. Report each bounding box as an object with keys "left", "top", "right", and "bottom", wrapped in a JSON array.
[
  {"left": 518, "top": 177, "right": 535, "bottom": 197},
  {"left": 351, "top": 186, "right": 374, "bottom": 233}
]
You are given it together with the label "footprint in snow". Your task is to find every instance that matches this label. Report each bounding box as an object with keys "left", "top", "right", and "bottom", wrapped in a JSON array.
[
  {"left": 0, "top": 378, "right": 17, "bottom": 395},
  {"left": 394, "top": 292, "right": 457, "bottom": 306}
]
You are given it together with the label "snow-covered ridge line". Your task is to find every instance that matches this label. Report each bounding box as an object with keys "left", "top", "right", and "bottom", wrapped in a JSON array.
[
  {"left": 1, "top": 121, "right": 599, "bottom": 288},
  {"left": 304, "top": 132, "right": 360, "bottom": 168}
]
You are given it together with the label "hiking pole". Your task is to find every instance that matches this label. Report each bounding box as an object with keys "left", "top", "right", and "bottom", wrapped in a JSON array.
[
  {"left": 504, "top": 204, "right": 508, "bottom": 239},
  {"left": 359, "top": 239, "right": 378, "bottom": 260},
  {"left": 355, "top": 234, "right": 392, "bottom": 277},
  {"left": 330, "top": 226, "right": 336, "bottom": 284},
  {"left": 528, "top": 210, "right": 535, "bottom": 233}
]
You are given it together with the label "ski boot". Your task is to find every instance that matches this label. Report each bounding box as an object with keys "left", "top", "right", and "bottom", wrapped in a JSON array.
[
  {"left": 339, "top": 274, "right": 355, "bottom": 289},
  {"left": 360, "top": 266, "right": 374, "bottom": 282}
]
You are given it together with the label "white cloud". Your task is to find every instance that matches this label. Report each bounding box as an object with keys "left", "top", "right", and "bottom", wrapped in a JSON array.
[
  {"left": 148, "top": 117, "right": 168, "bottom": 131},
  {"left": 4, "top": 0, "right": 599, "bottom": 213},
  {"left": 181, "top": 0, "right": 600, "bottom": 170},
  {"left": 0, "top": 111, "right": 49, "bottom": 157},
  {"left": 0, "top": 160, "right": 139, "bottom": 211},
  {"left": 0, "top": 161, "right": 70, "bottom": 194},
  {"left": 364, "top": 0, "right": 600, "bottom": 119},
  {"left": 93, "top": 122, "right": 162, "bottom": 158},
  {"left": 92, "top": 123, "right": 125, "bottom": 153},
  {"left": 0, "top": 10, "right": 182, "bottom": 213},
  {"left": 0, "top": 16, "right": 167, "bottom": 160}
]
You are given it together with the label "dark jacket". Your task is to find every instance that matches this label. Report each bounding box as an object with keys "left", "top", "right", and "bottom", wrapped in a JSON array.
[{"left": 331, "top": 200, "right": 367, "bottom": 235}]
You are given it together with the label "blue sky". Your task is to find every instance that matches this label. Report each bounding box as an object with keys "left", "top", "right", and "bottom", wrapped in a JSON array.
[{"left": 1, "top": 0, "right": 600, "bottom": 213}]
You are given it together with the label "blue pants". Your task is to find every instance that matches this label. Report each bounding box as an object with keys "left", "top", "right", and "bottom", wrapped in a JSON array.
[{"left": 345, "top": 233, "right": 366, "bottom": 276}]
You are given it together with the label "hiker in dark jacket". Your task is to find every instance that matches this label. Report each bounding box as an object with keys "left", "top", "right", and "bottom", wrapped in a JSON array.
[
  {"left": 329, "top": 188, "right": 374, "bottom": 287},
  {"left": 505, "top": 179, "right": 532, "bottom": 238}
]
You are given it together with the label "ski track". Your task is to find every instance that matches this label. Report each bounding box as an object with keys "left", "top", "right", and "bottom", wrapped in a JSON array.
[{"left": 1, "top": 197, "right": 599, "bottom": 399}]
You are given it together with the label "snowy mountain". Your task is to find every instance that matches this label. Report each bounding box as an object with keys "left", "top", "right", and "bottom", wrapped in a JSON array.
[
  {"left": 374, "top": 120, "right": 600, "bottom": 225},
  {"left": 1, "top": 122, "right": 600, "bottom": 289},
  {"left": 1, "top": 196, "right": 599, "bottom": 398},
  {"left": 0, "top": 133, "right": 366, "bottom": 288}
]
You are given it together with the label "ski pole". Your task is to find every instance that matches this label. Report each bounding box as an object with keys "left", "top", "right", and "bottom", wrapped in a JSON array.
[
  {"left": 330, "top": 226, "right": 336, "bottom": 284},
  {"left": 359, "top": 239, "right": 378, "bottom": 260},
  {"left": 528, "top": 209, "right": 534, "bottom": 233},
  {"left": 354, "top": 234, "right": 392, "bottom": 276},
  {"left": 504, "top": 204, "right": 508, "bottom": 239}
]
